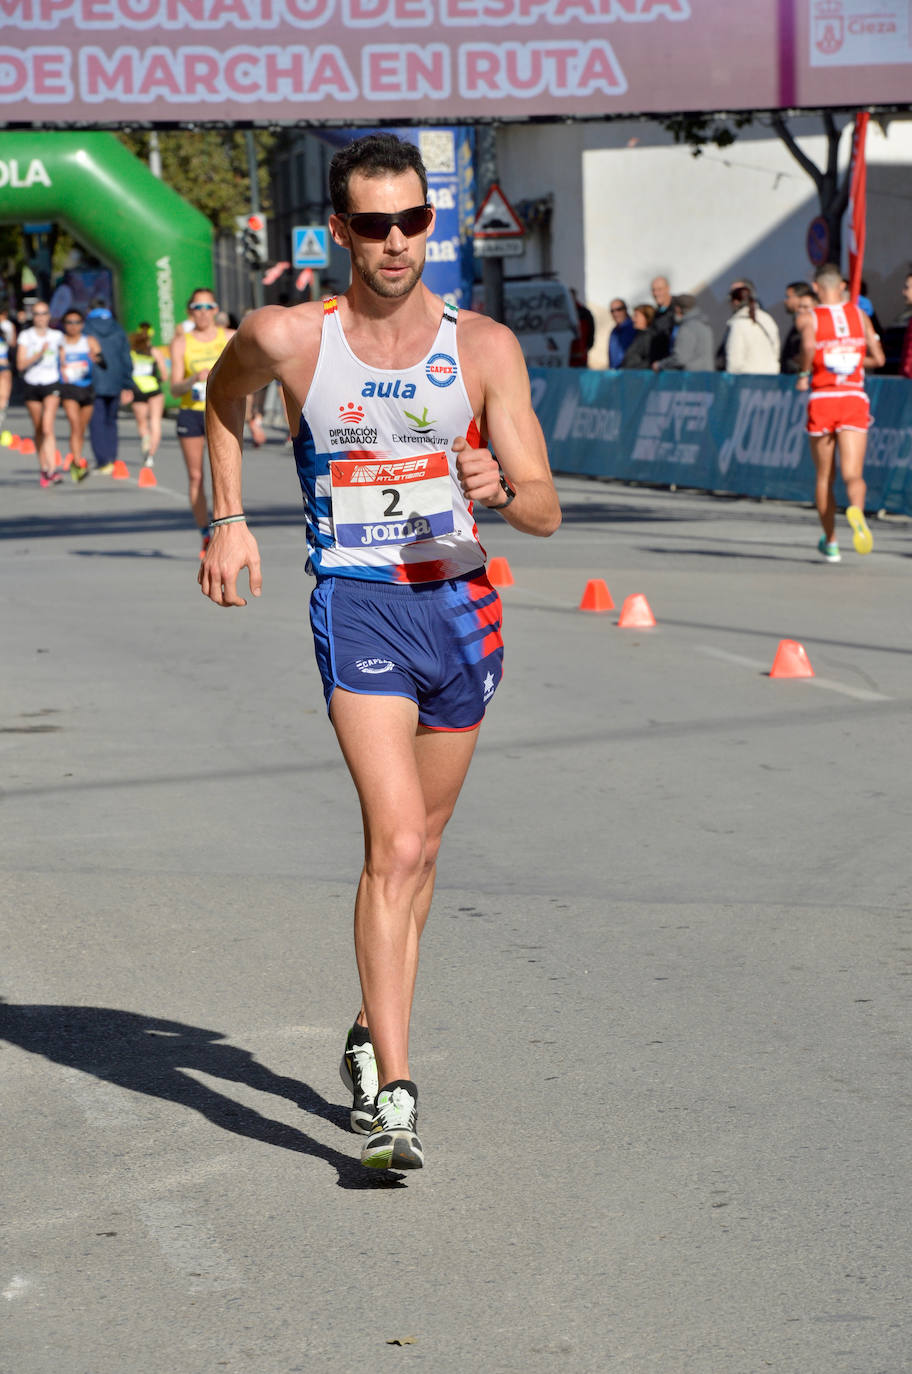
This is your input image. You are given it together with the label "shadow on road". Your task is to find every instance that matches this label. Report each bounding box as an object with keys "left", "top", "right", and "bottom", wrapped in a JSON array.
[{"left": 0, "top": 1000, "right": 405, "bottom": 1190}]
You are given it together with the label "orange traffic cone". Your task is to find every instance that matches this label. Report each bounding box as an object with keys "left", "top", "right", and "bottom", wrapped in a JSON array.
[
  {"left": 579, "top": 578, "right": 615, "bottom": 612},
  {"left": 111, "top": 458, "right": 129, "bottom": 479},
  {"left": 20, "top": 436, "right": 36, "bottom": 455},
  {"left": 617, "top": 593, "right": 656, "bottom": 628},
  {"left": 8, "top": 434, "right": 22, "bottom": 450},
  {"left": 487, "top": 556, "right": 514, "bottom": 586},
  {"left": 138, "top": 465, "right": 157, "bottom": 488},
  {"left": 769, "top": 639, "right": 814, "bottom": 678},
  {"left": 63, "top": 451, "right": 74, "bottom": 470}
]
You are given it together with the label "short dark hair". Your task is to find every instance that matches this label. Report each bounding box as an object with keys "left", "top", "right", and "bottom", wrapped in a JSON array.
[
  {"left": 63, "top": 308, "right": 85, "bottom": 321},
  {"left": 673, "top": 293, "right": 697, "bottom": 313},
  {"left": 815, "top": 262, "right": 843, "bottom": 287},
  {"left": 786, "top": 280, "right": 811, "bottom": 295},
  {"left": 329, "top": 134, "right": 428, "bottom": 215}
]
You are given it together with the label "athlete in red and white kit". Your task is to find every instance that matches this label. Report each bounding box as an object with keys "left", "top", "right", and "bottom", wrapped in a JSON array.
[{"left": 796, "top": 262, "right": 884, "bottom": 562}]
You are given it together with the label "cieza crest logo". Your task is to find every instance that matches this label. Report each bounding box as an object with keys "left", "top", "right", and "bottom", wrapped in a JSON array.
[
  {"left": 814, "top": 0, "right": 843, "bottom": 55},
  {"left": 426, "top": 353, "right": 457, "bottom": 388},
  {"left": 355, "top": 658, "right": 396, "bottom": 675},
  {"left": 329, "top": 400, "right": 378, "bottom": 447}
]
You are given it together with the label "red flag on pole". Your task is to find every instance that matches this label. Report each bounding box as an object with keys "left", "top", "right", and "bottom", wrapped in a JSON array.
[{"left": 846, "top": 111, "right": 869, "bottom": 305}]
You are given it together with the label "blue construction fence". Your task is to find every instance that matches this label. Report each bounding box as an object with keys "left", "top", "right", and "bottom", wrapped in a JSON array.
[{"left": 529, "top": 369, "right": 912, "bottom": 514}]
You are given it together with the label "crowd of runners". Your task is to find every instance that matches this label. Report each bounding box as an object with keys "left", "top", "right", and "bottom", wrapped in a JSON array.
[{"left": 1, "top": 289, "right": 268, "bottom": 558}]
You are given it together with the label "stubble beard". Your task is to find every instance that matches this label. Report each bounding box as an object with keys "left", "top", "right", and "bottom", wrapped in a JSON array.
[{"left": 353, "top": 253, "right": 425, "bottom": 300}]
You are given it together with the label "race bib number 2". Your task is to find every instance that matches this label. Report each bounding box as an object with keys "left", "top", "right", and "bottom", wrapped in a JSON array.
[{"left": 330, "top": 452, "right": 454, "bottom": 548}]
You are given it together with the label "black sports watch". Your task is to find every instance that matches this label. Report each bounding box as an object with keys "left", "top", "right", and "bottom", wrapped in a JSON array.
[{"left": 488, "top": 471, "right": 516, "bottom": 510}]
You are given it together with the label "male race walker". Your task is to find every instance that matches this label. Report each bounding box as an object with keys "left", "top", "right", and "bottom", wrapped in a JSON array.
[
  {"left": 199, "top": 134, "right": 561, "bottom": 1171},
  {"left": 796, "top": 262, "right": 884, "bottom": 562}
]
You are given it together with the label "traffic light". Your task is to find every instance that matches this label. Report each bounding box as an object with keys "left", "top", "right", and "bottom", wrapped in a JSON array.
[{"left": 239, "top": 213, "right": 268, "bottom": 268}]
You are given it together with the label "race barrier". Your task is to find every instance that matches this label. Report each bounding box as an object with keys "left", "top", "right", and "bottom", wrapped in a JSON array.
[{"left": 529, "top": 369, "right": 912, "bottom": 516}]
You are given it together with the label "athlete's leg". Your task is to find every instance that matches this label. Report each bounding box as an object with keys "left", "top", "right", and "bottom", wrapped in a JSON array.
[
  {"left": 836, "top": 428, "right": 868, "bottom": 512},
  {"left": 330, "top": 689, "right": 478, "bottom": 1089},
  {"left": 178, "top": 432, "right": 209, "bottom": 529},
  {"left": 132, "top": 399, "right": 149, "bottom": 446},
  {"left": 62, "top": 398, "right": 83, "bottom": 462},
  {"left": 148, "top": 394, "right": 164, "bottom": 458},
  {"left": 809, "top": 433, "right": 837, "bottom": 542},
  {"left": 25, "top": 398, "right": 44, "bottom": 472},
  {"left": 0, "top": 368, "right": 11, "bottom": 421},
  {"left": 39, "top": 394, "right": 60, "bottom": 472}
]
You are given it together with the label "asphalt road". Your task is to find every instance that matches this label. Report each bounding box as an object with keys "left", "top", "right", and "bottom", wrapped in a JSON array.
[{"left": 2, "top": 407, "right": 911, "bottom": 1374}]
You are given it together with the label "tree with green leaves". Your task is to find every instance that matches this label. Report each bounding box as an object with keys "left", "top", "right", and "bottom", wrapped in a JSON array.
[
  {"left": 116, "top": 130, "right": 275, "bottom": 234},
  {"left": 662, "top": 111, "right": 853, "bottom": 266}
]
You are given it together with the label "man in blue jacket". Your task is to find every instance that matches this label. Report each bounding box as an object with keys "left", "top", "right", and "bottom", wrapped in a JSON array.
[
  {"left": 607, "top": 298, "right": 636, "bottom": 368},
  {"left": 84, "top": 298, "right": 134, "bottom": 473}
]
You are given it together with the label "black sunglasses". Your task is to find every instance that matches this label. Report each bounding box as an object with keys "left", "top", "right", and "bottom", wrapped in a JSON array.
[{"left": 339, "top": 204, "right": 432, "bottom": 242}]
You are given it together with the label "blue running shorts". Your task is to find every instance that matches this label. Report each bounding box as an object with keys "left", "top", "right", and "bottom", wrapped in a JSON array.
[{"left": 310, "top": 569, "right": 504, "bottom": 731}]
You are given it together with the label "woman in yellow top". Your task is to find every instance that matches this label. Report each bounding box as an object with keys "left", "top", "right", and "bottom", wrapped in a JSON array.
[
  {"left": 170, "top": 288, "right": 234, "bottom": 555},
  {"left": 129, "top": 322, "right": 165, "bottom": 466}
]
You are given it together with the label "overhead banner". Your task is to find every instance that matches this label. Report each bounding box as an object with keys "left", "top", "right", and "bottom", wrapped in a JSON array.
[
  {"left": 2, "top": 1, "right": 911, "bottom": 124},
  {"left": 532, "top": 369, "right": 912, "bottom": 516}
]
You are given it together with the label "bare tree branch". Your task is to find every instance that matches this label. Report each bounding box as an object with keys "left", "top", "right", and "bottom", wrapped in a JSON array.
[{"left": 770, "top": 113, "right": 823, "bottom": 192}]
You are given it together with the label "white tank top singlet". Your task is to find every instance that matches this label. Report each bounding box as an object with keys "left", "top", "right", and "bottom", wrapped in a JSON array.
[{"left": 294, "top": 297, "right": 486, "bottom": 584}]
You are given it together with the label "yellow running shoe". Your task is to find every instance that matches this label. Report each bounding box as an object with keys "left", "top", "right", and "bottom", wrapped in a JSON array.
[{"left": 846, "top": 506, "right": 873, "bottom": 555}]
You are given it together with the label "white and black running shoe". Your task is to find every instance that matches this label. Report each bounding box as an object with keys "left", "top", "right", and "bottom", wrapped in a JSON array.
[
  {"left": 360, "top": 1080, "right": 424, "bottom": 1171},
  {"left": 339, "top": 1023, "right": 378, "bottom": 1134}
]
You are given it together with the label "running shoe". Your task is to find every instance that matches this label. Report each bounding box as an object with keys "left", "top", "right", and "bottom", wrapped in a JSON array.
[
  {"left": 95, "top": 462, "right": 115, "bottom": 476},
  {"left": 339, "top": 1023, "right": 379, "bottom": 1134},
  {"left": 360, "top": 1080, "right": 424, "bottom": 1170},
  {"left": 71, "top": 459, "right": 89, "bottom": 483},
  {"left": 39, "top": 468, "right": 63, "bottom": 487},
  {"left": 846, "top": 505, "right": 873, "bottom": 555},
  {"left": 817, "top": 536, "right": 841, "bottom": 563}
]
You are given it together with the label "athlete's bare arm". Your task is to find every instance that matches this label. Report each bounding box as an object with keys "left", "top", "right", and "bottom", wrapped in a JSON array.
[
  {"left": 862, "top": 313, "right": 885, "bottom": 370},
  {"left": 199, "top": 304, "right": 323, "bottom": 607},
  {"left": 796, "top": 311, "right": 817, "bottom": 390},
  {"left": 169, "top": 333, "right": 193, "bottom": 398},
  {"left": 455, "top": 313, "right": 561, "bottom": 537}
]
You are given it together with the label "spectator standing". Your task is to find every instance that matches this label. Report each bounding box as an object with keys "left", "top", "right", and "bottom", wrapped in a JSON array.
[
  {"left": 16, "top": 301, "right": 63, "bottom": 485},
  {"left": 780, "top": 280, "right": 813, "bottom": 374},
  {"left": 653, "top": 294, "right": 714, "bottom": 372},
  {"left": 607, "top": 299, "right": 636, "bottom": 368},
  {"left": 570, "top": 288, "right": 595, "bottom": 365},
  {"left": 619, "top": 303, "right": 656, "bottom": 370},
  {"left": 84, "top": 299, "right": 134, "bottom": 473},
  {"left": 650, "top": 275, "right": 675, "bottom": 361},
  {"left": 900, "top": 270, "right": 912, "bottom": 380},
  {"left": 723, "top": 280, "right": 780, "bottom": 374}
]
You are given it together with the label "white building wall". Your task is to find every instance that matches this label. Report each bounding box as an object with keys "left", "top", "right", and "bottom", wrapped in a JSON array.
[{"left": 497, "top": 116, "right": 912, "bottom": 369}]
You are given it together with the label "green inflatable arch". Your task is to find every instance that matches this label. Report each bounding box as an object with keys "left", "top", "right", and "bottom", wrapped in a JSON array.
[{"left": 0, "top": 131, "right": 213, "bottom": 345}]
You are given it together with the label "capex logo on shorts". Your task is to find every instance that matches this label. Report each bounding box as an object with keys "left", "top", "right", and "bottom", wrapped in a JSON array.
[
  {"left": 426, "top": 353, "right": 457, "bottom": 388},
  {"left": 355, "top": 658, "right": 396, "bottom": 675}
]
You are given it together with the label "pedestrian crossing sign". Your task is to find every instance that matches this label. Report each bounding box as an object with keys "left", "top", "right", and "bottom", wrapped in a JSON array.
[{"left": 293, "top": 225, "right": 329, "bottom": 268}]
